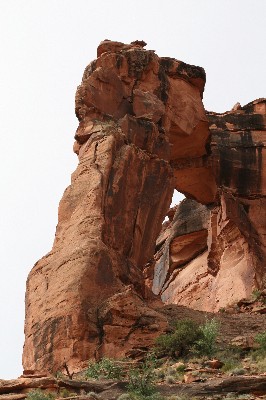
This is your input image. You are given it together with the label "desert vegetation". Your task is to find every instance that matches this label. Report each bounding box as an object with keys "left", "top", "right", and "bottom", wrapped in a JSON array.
[{"left": 16, "top": 318, "right": 266, "bottom": 400}]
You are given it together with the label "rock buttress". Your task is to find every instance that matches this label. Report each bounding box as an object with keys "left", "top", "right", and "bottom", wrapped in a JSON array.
[
  {"left": 153, "top": 99, "right": 266, "bottom": 311},
  {"left": 23, "top": 40, "right": 210, "bottom": 373}
]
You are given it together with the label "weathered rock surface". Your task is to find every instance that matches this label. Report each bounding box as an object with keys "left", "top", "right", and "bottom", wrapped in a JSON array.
[
  {"left": 210, "top": 99, "right": 266, "bottom": 197},
  {"left": 6, "top": 303, "right": 265, "bottom": 398},
  {"left": 0, "top": 375, "right": 127, "bottom": 398},
  {"left": 3, "top": 374, "right": 266, "bottom": 399},
  {"left": 23, "top": 38, "right": 266, "bottom": 374},
  {"left": 153, "top": 99, "right": 266, "bottom": 311},
  {"left": 23, "top": 40, "right": 210, "bottom": 373},
  {"left": 152, "top": 199, "right": 210, "bottom": 298}
]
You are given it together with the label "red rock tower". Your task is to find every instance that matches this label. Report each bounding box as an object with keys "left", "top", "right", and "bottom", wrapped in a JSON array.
[{"left": 23, "top": 41, "right": 211, "bottom": 373}]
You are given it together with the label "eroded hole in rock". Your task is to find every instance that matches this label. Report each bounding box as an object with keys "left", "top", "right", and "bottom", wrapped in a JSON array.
[
  {"left": 171, "top": 190, "right": 185, "bottom": 208},
  {"left": 153, "top": 196, "right": 210, "bottom": 302},
  {"left": 164, "top": 190, "right": 185, "bottom": 223}
]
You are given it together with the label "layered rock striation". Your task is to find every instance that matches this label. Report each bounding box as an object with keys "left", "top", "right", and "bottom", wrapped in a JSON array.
[
  {"left": 153, "top": 99, "right": 266, "bottom": 311},
  {"left": 23, "top": 40, "right": 211, "bottom": 373}
]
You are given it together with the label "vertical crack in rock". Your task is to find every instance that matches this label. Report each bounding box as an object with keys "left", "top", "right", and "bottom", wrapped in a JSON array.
[{"left": 94, "top": 307, "right": 105, "bottom": 360}]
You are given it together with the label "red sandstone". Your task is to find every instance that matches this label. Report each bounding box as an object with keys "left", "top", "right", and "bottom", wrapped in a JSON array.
[{"left": 23, "top": 41, "right": 266, "bottom": 374}]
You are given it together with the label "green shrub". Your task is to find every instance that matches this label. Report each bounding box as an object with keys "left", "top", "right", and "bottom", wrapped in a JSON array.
[
  {"left": 194, "top": 318, "right": 219, "bottom": 357},
  {"left": 87, "top": 392, "right": 99, "bottom": 399},
  {"left": 155, "top": 369, "right": 165, "bottom": 380},
  {"left": 54, "top": 371, "right": 64, "bottom": 379},
  {"left": 252, "top": 289, "right": 262, "bottom": 300},
  {"left": 117, "top": 394, "right": 132, "bottom": 400},
  {"left": 256, "top": 358, "right": 266, "bottom": 373},
  {"left": 27, "top": 390, "right": 55, "bottom": 400},
  {"left": 85, "top": 358, "right": 123, "bottom": 380},
  {"left": 221, "top": 359, "right": 242, "bottom": 373},
  {"left": 166, "top": 367, "right": 176, "bottom": 376},
  {"left": 175, "top": 364, "right": 185, "bottom": 373},
  {"left": 251, "top": 332, "right": 266, "bottom": 361},
  {"left": 127, "top": 356, "right": 158, "bottom": 399},
  {"left": 255, "top": 331, "right": 266, "bottom": 351},
  {"left": 125, "top": 393, "right": 164, "bottom": 400},
  {"left": 165, "top": 375, "right": 175, "bottom": 384},
  {"left": 231, "top": 367, "right": 245, "bottom": 375},
  {"left": 169, "top": 396, "right": 195, "bottom": 400},
  {"left": 216, "top": 344, "right": 243, "bottom": 363},
  {"left": 60, "top": 389, "right": 68, "bottom": 398},
  {"left": 128, "top": 367, "right": 156, "bottom": 398},
  {"left": 155, "top": 319, "right": 201, "bottom": 357}
]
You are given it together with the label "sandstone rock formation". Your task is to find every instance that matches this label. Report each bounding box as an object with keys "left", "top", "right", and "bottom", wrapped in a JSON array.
[
  {"left": 23, "top": 39, "right": 266, "bottom": 374},
  {"left": 153, "top": 99, "right": 266, "bottom": 311},
  {"left": 23, "top": 40, "right": 211, "bottom": 373}
]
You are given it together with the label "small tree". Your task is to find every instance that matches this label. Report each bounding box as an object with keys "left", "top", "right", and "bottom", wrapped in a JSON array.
[
  {"left": 127, "top": 355, "right": 157, "bottom": 398},
  {"left": 85, "top": 357, "right": 123, "bottom": 380},
  {"left": 194, "top": 318, "right": 219, "bottom": 357},
  {"left": 155, "top": 319, "right": 201, "bottom": 357},
  {"left": 27, "top": 390, "right": 55, "bottom": 400}
]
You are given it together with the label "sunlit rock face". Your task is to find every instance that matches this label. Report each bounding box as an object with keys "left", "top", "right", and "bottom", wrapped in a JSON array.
[
  {"left": 23, "top": 40, "right": 211, "bottom": 373},
  {"left": 153, "top": 99, "right": 266, "bottom": 312}
]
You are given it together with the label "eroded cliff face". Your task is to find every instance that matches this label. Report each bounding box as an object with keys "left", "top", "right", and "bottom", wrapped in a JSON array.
[
  {"left": 23, "top": 39, "right": 266, "bottom": 373},
  {"left": 153, "top": 99, "right": 266, "bottom": 311},
  {"left": 23, "top": 40, "right": 211, "bottom": 373}
]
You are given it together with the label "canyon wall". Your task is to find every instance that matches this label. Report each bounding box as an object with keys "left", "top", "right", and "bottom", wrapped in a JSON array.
[
  {"left": 153, "top": 99, "right": 266, "bottom": 311},
  {"left": 23, "top": 41, "right": 211, "bottom": 373}
]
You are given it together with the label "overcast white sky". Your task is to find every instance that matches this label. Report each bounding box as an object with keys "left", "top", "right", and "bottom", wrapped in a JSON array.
[{"left": 0, "top": 0, "right": 265, "bottom": 379}]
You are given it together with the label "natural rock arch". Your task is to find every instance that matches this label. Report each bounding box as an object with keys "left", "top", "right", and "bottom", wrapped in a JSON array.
[{"left": 23, "top": 41, "right": 266, "bottom": 374}]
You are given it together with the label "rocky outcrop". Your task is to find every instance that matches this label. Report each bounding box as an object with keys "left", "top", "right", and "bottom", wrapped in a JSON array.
[
  {"left": 23, "top": 39, "right": 266, "bottom": 373},
  {"left": 152, "top": 199, "right": 210, "bottom": 298},
  {"left": 23, "top": 40, "right": 211, "bottom": 373},
  {"left": 7, "top": 306, "right": 266, "bottom": 397},
  {"left": 3, "top": 367, "right": 266, "bottom": 399},
  {"left": 210, "top": 99, "right": 266, "bottom": 197},
  {"left": 153, "top": 99, "right": 266, "bottom": 311}
]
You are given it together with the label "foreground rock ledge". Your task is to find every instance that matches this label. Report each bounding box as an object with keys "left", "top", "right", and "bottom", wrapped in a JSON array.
[
  {"left": 23, "top": 40, "right": 211, "bottom": 373},
  {"left": 2, "top": 375, "right": 266, "bottom": 399}
]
